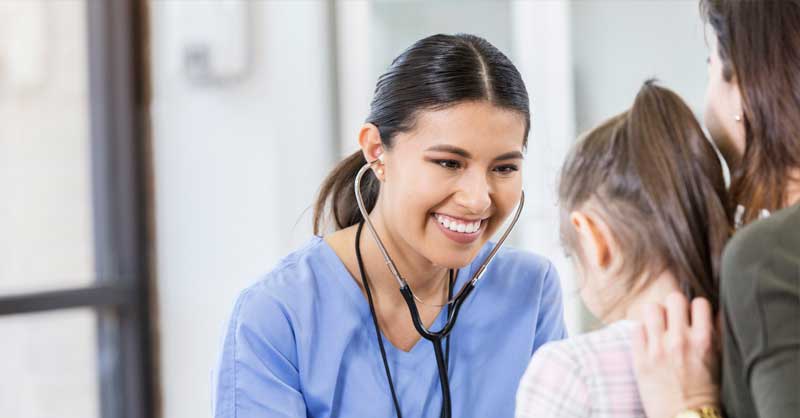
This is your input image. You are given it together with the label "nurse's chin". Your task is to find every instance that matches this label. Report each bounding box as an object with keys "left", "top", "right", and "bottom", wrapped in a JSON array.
[{"left": 427, "top": 246, "right": 485, "bottom": 271}]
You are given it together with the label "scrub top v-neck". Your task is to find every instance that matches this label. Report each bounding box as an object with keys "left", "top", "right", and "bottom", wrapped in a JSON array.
[{"left": 212, "top": 236, "right": 567, "bottom": 418}]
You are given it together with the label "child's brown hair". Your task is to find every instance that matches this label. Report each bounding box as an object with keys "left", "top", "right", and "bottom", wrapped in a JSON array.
[{"left": 558, "top": 80, "right": 733, "bottom": 312}]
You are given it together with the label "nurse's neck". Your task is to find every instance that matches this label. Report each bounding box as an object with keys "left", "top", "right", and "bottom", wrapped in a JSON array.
[{"left": 358, "top": 210, "right": 451, "bottom": 306}]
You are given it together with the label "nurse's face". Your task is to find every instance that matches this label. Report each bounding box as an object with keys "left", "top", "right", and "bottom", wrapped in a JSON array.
[
  {"left": 703, "top": 29, "right": 746, "bottom": 165},
  {"left": 379, "top": 100, "right": 525, "bottom": 268}
]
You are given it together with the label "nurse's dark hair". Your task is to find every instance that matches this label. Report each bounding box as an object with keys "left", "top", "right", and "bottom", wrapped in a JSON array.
[
  {"left": 558, "top": 81, "right": 733, "bottom": 314},
  {"left": 313, "top": 33, "right": 530, "bottom": 235},
  {"left": 700, "top": 0, "right": 800, "bottom": 224}
]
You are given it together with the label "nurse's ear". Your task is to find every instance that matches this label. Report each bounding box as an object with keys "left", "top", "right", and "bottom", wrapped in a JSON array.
[{"left": 358, "top": 123, "right": 386, "bottom": 180}]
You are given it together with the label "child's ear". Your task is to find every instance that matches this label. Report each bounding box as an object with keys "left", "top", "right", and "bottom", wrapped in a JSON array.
[{"left": 569, "top": 211, "right": 614, "bottom": 271}]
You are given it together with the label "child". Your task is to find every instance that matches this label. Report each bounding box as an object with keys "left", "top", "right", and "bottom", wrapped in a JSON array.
[{"left": 515, "top": 81, "right": 732, "bottom": 418}]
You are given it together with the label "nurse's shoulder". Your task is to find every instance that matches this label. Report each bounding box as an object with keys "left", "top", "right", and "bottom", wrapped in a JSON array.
[
  {"left": 230, "top": 236, "right": 338, "bottom": 326},
  {"left": 471, "top": 243, "right": 568, "bottom": 348},
  {"left": 213, "top": 237, "right": 338, "bottom": 417},
  {"left": 223, "top": 236, "right": 349, "bottom": 374},
  {"left": 480, "top": 243, "right": 558, "bottom": 291}
]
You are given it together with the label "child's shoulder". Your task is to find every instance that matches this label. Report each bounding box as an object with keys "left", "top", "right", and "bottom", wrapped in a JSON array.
[
  {"left": 519, "top": 321, "right": 645, "bottom": 418},
  {"left": 533, "top": 320, "right": 636, "bottom": 369}
]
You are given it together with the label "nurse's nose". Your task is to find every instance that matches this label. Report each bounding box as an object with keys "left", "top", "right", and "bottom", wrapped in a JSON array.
[{"left": 455, "top": 169, "right": 492, "bottom": 215}]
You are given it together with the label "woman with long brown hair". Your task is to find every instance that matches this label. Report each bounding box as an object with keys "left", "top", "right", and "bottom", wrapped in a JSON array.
[{"left": 633, "top": 2, "right": 800, "bottom": 418}]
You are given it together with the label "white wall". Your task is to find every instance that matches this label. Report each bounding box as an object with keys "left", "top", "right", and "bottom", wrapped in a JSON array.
[
  {"left": 509, "top": 0, "right": 581, "bottom": 333},
  {"left": 149, "top": 1, "right": 335, "bottom": 416},
  {"left": 571, "top": 0, "right": 708, "bottom": 132}
]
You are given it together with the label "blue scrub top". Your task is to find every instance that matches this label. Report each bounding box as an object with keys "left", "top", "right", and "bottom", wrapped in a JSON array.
[{"left": 212, "top": 236, "right": 567, "bottom": 418}]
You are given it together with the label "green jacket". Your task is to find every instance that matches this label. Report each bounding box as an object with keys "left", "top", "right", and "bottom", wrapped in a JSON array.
[{"left": 721, "top": 203, "right": 800, "bottom": 418}]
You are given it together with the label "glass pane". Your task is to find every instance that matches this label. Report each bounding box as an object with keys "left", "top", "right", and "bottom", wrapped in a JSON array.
[
  {"left": 0, "top": 308, "right": 99, "bottom": 418},
  {"left": 0, "top": 0, "right": 95, "bottom": 295}
]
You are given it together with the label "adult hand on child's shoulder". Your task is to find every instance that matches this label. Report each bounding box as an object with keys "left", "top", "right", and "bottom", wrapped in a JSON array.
[{"left": 632, "top": 292, "right": 721, "bottom": 418}]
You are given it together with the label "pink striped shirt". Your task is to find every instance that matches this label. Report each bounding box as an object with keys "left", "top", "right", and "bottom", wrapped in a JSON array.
[{"left": 515, "top": 320, "right": 646, "bottom": 418}]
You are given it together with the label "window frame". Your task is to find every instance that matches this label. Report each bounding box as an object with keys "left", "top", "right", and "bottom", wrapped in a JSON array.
[{"left": 0, "top": 1, "right": 157, "bottom": 417}]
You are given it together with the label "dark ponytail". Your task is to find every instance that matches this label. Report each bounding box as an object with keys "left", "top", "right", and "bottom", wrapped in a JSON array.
[
  {"left": 558, "top": 80, "right": 733, "bottom": 313},
  {"left": 313, "top": 33, "right": 530, "bottom": 235}
]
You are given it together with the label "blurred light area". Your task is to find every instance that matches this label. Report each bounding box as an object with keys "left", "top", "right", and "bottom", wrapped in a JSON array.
[
  {"left": 0, "top": 308, "right": 99, "bottom": 417},
  {"left": 0, "top": 0, "right": 95, "bottom": 295},
  {"left": 0, "top": 1, "right": 98, "bottom": 416}
]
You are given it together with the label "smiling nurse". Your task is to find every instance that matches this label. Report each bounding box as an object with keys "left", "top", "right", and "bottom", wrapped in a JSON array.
[{"left": 212, "top": 33, "right": 567, "bottom": 418}]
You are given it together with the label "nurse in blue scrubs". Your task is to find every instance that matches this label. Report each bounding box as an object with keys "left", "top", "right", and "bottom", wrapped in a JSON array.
[{"left": 212, "top": 33, "right": 568, "bottom": 418}]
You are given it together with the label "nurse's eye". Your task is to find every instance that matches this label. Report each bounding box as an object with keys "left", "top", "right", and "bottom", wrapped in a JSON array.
[
  {"left": 493, "top": 164, "right": 519, "bottom": 175},
  {"left": 434, "top": 159, "right": 461, "bottom": 170}
]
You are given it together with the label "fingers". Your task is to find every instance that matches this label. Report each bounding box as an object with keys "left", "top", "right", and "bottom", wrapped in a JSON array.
[
  {"left": 690, "top": 297, "right": 713, "bottom": 334},
  {"left": 635, "top": 295, "right": 716, "bottom": 368},
  {"left": 690, "top": 297, "right": 714, "bottom": 350},
  {"left": 665, "top": 292, "right": 690, "bottom": 333},
  {"left": 643, "top": 303, "right": 667, "bottom": 356},
  {"left": 633, "top": 294, "right": 722, "bottom": 417},
  {"left": 663, "top": 292, "right": 691, "bottom": 363},
  {"left": 632, "top": 321, "right": 647, "bottom": 368}
]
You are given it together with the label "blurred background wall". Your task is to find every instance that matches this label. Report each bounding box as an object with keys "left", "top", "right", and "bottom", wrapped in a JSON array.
[
  {"left": 1, "top": 1, "right": 708, "bottom": 417},
  {"left": 0, "top": 1, "right": 98, "bottom": 416}
]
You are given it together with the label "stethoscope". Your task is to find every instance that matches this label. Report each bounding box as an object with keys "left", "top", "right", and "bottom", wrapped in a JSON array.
[{"left": 353, "top": 158, "right": 525, "bottom": 418}]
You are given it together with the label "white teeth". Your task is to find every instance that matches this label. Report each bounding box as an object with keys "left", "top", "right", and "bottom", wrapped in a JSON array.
[{"left": 435, "top": 214, "right": 482, "bottom": 234}]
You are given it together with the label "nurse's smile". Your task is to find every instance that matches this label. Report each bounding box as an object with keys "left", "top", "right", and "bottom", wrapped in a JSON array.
[{"left": 431, "top": 213, "right": 486, "bottom": 244}]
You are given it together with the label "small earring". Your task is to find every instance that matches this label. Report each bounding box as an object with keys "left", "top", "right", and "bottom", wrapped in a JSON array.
[
  {"left": 734, "top": 114, "right": 742, "bottom": 122},
  {"left": 376, "top": 167, "right": 384, "bottom": 176}
]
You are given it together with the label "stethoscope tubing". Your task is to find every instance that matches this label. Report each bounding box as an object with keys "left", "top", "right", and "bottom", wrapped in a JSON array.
[
  {"left": 353, "top": 158, "right": 524, "bottom": 418},
  {"left": 354, "top": 159, "right": 525, "bottom": 309}
]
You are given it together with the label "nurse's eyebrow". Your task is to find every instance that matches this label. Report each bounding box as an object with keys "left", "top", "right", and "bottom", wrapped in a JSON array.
[
  {"left": 425, "top": 144, "right": 523, "bottom": 161},
  {"left": 494, "top": 151, "right": 524, "bottom": 161},
  {"left": 426, "top": 144, "right": 472, "bottom": 158}
]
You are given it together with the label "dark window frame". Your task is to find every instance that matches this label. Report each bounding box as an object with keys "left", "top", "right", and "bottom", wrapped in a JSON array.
[{"left": 0, "top": 1, "right": 157, "bottom": 418}]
